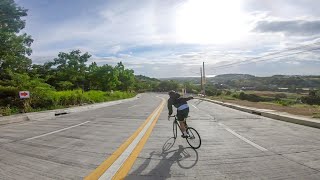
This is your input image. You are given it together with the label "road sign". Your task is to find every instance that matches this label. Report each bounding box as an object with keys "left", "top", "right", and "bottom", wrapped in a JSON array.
[{"left": 19, "top": 91, "right": 30, "bottom": 99}]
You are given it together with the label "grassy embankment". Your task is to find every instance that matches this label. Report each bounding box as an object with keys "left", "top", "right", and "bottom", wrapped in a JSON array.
[
  {"left": 208, "top": 91, "right": 320, "bottom": 118},
  {"left": 0, "top": 90, "right": 136, "bottom": 116}
]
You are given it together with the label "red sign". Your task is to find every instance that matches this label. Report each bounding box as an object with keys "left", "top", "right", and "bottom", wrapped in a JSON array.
[{"left": 19, "top": 91, "right": 30, "bottom": 99}]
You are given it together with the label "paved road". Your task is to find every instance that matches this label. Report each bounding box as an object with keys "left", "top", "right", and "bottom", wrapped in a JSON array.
[{"left": 1, "top": 93, "right": 320, "bottom": 179}]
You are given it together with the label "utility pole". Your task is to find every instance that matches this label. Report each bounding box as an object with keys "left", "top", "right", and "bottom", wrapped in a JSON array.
[
  {"left": 200, "top": 67, "right": 203, "bottom": 94},
  {"left": 203, "top": 62, "right": 206, "bottom": 96}
]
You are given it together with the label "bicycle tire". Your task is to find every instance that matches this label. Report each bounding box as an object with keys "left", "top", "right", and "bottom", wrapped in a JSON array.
[
  {"left": 186, "top": 127, "right": 201, "bottom": 149},
  {"left": 173, "top": 121, "right": 178, "bottom": 139}
]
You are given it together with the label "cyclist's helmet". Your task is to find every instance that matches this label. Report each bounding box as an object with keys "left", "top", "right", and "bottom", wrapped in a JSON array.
[
  {"left": 168, "top": 90, "right": 180, "bottom": 98},
  {"left": 168, "top": 90, "right": 176, "bottom": 97}
]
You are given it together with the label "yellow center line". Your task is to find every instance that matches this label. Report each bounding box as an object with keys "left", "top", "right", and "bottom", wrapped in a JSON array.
[
  {"left": 112, "top": 100, "right": 165, "bottom": 179},
  {"left": 84, "top": 99, "right": 165, "bottom": 180}
]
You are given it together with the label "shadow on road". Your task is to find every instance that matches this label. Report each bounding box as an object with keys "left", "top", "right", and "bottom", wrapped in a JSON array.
[{"left": 126, "top": 137, "right": 199, "bottom": 180}]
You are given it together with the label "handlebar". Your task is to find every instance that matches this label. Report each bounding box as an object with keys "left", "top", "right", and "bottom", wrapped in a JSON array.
[
  {"left": 168, "top": 115, "right": 190, "bottom": 120},
  {"left": 168, "top": 115, "right": 176, "bottom": 120}
]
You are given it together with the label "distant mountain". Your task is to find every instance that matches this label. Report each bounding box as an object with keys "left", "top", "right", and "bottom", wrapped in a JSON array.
[
  {"left": 160, "top": 77, "right": 200, "bottom": 84},
  {"left": 163, "top": 74, "right": 320, "bottom": 89},
  {"left": 213, "top": 74, "right": 255, "bottom": 81},
  {"left": 135, "top": 75, "right": 160, "bottom": 82}
]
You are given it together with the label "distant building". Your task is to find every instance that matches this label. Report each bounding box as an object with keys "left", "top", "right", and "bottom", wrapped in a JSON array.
[
  {"left": 241, "top": 87, "right": 255, "bottom": 90},
  {"left": 278, "top": 87, "right": 289, "bottom": 90}
]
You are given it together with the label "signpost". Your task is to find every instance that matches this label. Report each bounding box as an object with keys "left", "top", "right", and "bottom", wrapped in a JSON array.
[
  {"left": 19, "top": 91, "right": 30, "bottom": 99},
  {"left": 19, "top": 91, "right": 30, "bottom": 113}
]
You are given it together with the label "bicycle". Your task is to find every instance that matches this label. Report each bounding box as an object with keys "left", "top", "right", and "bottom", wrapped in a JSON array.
[{"left": 168, "top": 115, "right": 201, "bottom": 149}]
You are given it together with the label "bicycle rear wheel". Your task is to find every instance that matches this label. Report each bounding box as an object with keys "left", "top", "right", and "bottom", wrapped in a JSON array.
[
  {"left": 186, "top": 127, "right": 201, "bottom": 149},
  {"left": 173, "top": 121, "right": 177, "bottom": 139}
]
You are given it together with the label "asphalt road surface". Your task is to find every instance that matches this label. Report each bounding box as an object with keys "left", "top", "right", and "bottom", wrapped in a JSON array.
[{"left": 1, "top": 93, "right": 320, "bottom": 179}]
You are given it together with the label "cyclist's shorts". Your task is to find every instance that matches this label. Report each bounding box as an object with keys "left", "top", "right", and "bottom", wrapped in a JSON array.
[{"left": 177, "top": 108, "right": 189, "bottom": 121}]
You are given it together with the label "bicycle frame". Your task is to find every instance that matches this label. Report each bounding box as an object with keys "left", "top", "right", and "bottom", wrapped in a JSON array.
[{"left": 174, "top": 116, "right": 187, "bottom": 133}]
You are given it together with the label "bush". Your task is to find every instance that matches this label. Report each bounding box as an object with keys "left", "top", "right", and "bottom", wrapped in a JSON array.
[
  {"left": 0, "top": 87, "right": 136, "bottom": 115},
  {"left": 238, "top": 92, "right": 262, "bottom": 102},
  {"left": 275, "top": 93, "right": 287, "bottom": 99},
  {"left": 301, "top": 90, "right": 320, "bottom": 105},
  {"left": 0, "top": 106, "right": 12, "bottom": 116},
  {"left": 276, "top": 100, "right": 294, "bottom": 106},
  {"left": 0, "top": 86, "right": 19, "bottom": 107},
  {"left": 225, "top": 90, "right": 232, "bottom": 96}
]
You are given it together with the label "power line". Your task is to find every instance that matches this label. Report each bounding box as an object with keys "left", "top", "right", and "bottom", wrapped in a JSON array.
[
  {"left": 211, "top": 41, "right": 320, "bottom": 69},
  {"left": 230, "top": 47, "right": 320, "bottom": 66}
]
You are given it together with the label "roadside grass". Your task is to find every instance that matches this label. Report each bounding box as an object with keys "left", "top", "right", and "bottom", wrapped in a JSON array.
[
  {"left": 0, "top": 90, "right": 136, "bottom": 116},
  {"left": 313, "top": 113, "right": 320, "bottom": 118},
  {"left": 207, "top": 91, "right": 320, "bottom": 118}
]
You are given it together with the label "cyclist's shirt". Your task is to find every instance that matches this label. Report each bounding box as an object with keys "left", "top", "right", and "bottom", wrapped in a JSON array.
[{"left": 167, "top": 96, "right": 193, "bottom": 115}]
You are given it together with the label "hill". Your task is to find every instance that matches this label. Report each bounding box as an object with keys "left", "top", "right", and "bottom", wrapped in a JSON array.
[{"left": 163, "top": 74, "right": 320, "bottom": 90}]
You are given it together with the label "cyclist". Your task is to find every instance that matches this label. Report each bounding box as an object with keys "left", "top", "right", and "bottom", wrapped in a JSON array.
[{"left": 167, "top": 90, "right": 193, "bottom": 138}]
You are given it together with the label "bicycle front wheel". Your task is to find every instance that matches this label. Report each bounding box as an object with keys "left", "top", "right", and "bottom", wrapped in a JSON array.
[
  {"left": 173, "top": 121, "right": 177, "bottom": 139},
  {"left": 186, "top": 127, "right": 201, "bottom": 149}
]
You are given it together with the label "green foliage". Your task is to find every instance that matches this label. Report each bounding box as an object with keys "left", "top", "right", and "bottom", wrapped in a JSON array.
[
  {"left": 205, "top": 84, "right": 221, "bottom": 96},
  {"left": 0, "top": 0, "right": 146, "bottom": 116},
  {"left": 224, "top": 90, "right": 232, "bottom": 96},
  {"left": 275, "top": 100, "right": 294, "bottom": 106},
  {"left": 134, "top": 75, "right": 160, "bottom": 92},
  {"left": 0, "top": 0, "right": 33, "bottom": 78},
  {"left": 301, "top": 90, "right": 320, "bottom": 105},
  {"left": 183, "top": 82, "right": 200, "bottom": 94},
  {"left": 237, "top": 92, "right": 275, "bottom": 102},
  {"left": 57, "top": 81, "right": 74, "bottom": 90},
  {"left": 88, "top": 63, "right": 120, "bottom": 91},
  {"left": 156, "top": 80, "right": 180, "bottom": 92},
  {"left": 48, "top": 90, "right": 135, "bottom": 107},
  {"left": 46, "top": 50, "right": 91, "bottom": 90},
  {"left": 313, "top": 112, "right": 320, "bottom": 119},
  {"left": 0, "top": 0, "right": 28, "bottom": 33},
  {"left": 201, "top": 74, "right": 320, "bottom": 90},
  {"left": 274, "top": 93, "right": 287, "bottom": 100},
  {"left": 3, "top": 72, "right": 55, "bottom": 111},
  {"left": 0, "top": 89, "right": 136, "bottom": 116},
  {"left": 0, "top": 105, "right": 13, "bottom": 116},
  {"left": 115, "top": 62, "right": 135, "bottom": 91}
]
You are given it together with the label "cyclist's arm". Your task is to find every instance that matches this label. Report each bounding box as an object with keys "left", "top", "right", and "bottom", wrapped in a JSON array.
[
  {"left": 167, "top": 99, "right": 173, "bottom": 115},
  {"left": 181, "top": 97, "right": 193, "bottom": 101}
]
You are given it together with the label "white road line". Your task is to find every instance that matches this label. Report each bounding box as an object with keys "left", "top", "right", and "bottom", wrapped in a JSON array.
[
  {"left": 99, "top": 98, "right": 164, "bottom": 180},
  {"left": 218, "top": 122, "right": 268, "bottom": 152},
  {"left": 24, "top": 121, "right": 91, "bottom": 141},
  {"left": 128, "top": 105, "right": 138, "bottom": 109},
  {"left": 191, "top": 104, "right": 198, "bottom": 110}
]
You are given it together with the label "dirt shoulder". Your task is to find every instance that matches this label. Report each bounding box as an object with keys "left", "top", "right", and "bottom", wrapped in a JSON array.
[{"left": 209, "top": 97, "right": 320, "bottom": 119}]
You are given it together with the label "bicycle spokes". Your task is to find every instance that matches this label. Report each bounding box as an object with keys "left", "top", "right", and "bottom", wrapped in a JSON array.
[{"left": 186, "top": 127, "right": 201, "bottom": 149}]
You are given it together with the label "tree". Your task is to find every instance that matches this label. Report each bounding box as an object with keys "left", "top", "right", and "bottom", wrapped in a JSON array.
[
  {"left": 115, "top": 62, "right": 135, "bottom": 91},
  {"left": 49, "top": 50, "right": 91, "bottom": 90},
  {"left": 88, "top": 64, "right": 120, "bottom": 91},
  {"left": 157, "top": 80, "right": 180, "bottom": 92},
  {"left": 183, "top": 82, "right": 200, "bottom": 94},
  {"left": 0, "top": 0, "right": 33, "bottom": 79}
]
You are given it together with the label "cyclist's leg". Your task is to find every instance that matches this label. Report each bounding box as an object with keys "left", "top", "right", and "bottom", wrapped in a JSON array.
[{"left": 177, "top": 108, "right": 189, "bottom": 136}]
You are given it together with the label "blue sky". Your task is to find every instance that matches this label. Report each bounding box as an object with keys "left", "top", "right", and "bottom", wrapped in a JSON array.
[{"left": 17, "top": 0, "right": 320, "bottom": 77}]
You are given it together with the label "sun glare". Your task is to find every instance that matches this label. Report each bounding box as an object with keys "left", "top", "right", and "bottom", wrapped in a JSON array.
[{"left": 175, "top": 0, "right": 250, "bottom": 44}]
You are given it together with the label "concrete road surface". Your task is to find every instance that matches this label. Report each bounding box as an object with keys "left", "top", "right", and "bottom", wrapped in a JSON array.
[{"left": 0, "top": 93, "right": 320, "bottom": 179}]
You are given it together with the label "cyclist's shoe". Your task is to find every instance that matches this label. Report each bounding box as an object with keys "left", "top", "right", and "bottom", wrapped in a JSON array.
[{"left": 181, "top": 134, "right": 189, "bottom": 138}]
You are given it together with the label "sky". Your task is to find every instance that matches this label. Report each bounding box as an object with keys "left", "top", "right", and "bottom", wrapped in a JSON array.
[{"left": 17, "top": 0, "right": 320, "bottom": 78}]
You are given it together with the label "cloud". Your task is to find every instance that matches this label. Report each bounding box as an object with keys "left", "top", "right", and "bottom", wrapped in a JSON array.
[
  {"left": 18, "top": 0, "right": 320, "bottom": 77},
  {"left": 254, "top": 19, "right": 320, "bottom": 36}
]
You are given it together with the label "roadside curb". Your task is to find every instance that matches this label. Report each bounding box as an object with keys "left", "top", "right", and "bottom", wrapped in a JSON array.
[
  {"left": 0, "top": 94, "right": 141, "bottom": 126},
  {"left": 196, "top": 97, "right": 320, "bottom": 129}
]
